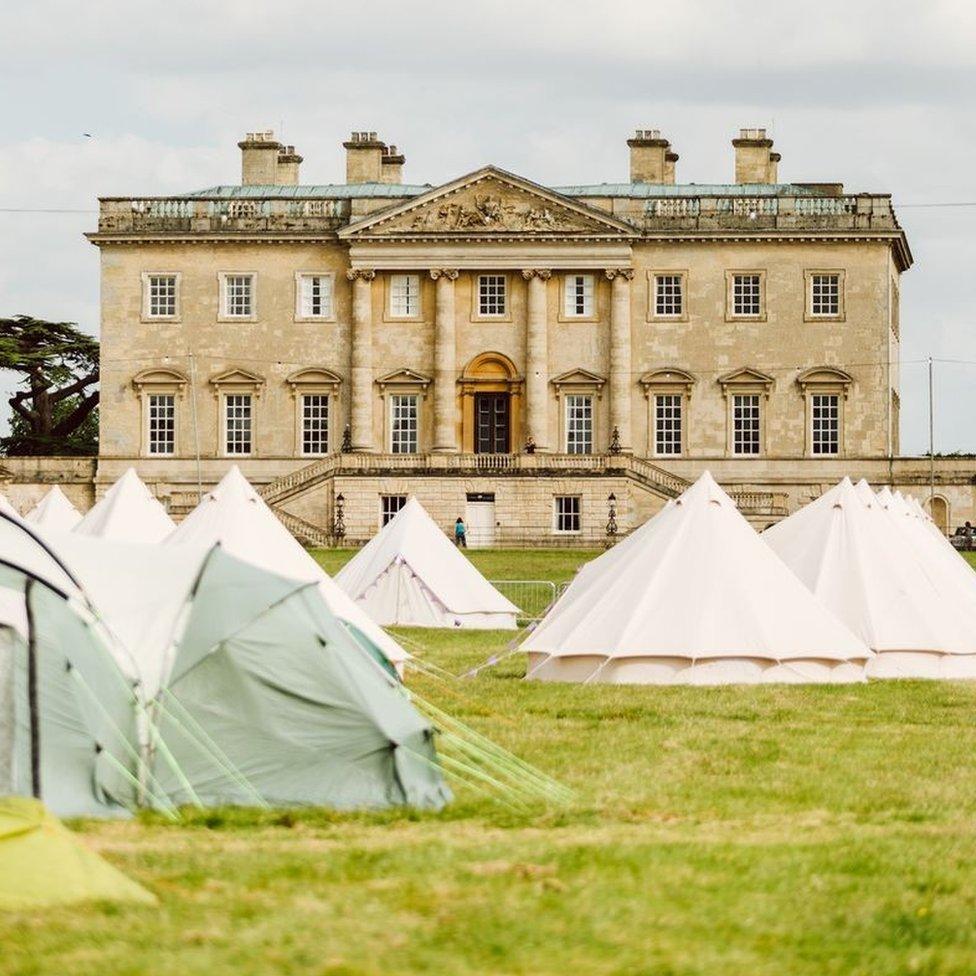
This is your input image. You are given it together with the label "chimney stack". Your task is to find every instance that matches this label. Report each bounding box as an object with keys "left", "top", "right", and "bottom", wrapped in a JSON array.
[
  {"left": 664, "top": 150, "right": 679, "bottom": 185},
  {"left": 343, "top": 131, "right": 386, "bottom": 184},
  {"left": 627, "top": 129, "right": 671, "bottom": 183},
  {"left": 238, "top": 130, "right": 282, "bottom": 186},
  {"left": 733, "top": 128, "right": 779, "bottom": 184},
  {"left": 276, "top": 145, "right": 303, "bottom": 186},
  {"left": 380, "top": 144, "right": 405, "bottom": 184}
]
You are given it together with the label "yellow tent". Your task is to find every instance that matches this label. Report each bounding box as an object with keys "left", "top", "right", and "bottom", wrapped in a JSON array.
[{"left": 0, "top": 797, "right": 155, "bottom": 909}]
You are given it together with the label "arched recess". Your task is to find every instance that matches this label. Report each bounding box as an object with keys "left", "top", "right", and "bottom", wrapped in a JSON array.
[
  {"left": 457, "top": 352, "right": 524, "bottom": 453},
  {"left": 926, "top": 494, "right": 950, "bottom": 536}
]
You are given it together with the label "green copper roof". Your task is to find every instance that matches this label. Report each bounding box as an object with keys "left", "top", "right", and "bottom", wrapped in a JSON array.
[
  {"left": 182, "top": 181, "right": 839, "bottom": 201},
  {"left": 553, "top": 182, "right": 838, "bottom": 197},
  {"left": 183, "top": 183, "right": 431, "bottom": 199}
]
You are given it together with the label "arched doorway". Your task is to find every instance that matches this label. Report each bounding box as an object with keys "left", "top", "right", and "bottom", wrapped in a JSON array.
[
  {"left": 927, "top": 494, "right": 950, "bottom": 536},
  {"left": 457, "top": 352, "right": 523, "bottom": 454}
]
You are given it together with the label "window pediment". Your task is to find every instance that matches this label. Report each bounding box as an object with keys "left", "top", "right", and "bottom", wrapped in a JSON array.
[
  {"left": 376, "top": 368, "right": 432, "bottom": 396},
  {"left": 718, "top": 366, "right": 775, "bottom": 397},
  {"left": 286, "top": 367, "right": 342, "bottom": 396},
  {"left": 639, "top": 368, "right": 697, "bottom": 394},
  {"left": 132, "top": 367, "right": 189, "bottom": 396},
  {"left": 208, "top": 367, "right": 264, "bottom": 398},
  {"left": 797, "top": 366, "right": 854, "bottom": 396},
  {"left": 550, "top": 368, "right": 606, "bottom": 397}
]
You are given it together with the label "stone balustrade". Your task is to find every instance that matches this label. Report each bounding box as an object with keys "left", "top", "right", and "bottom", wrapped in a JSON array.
[{"left": 92, "top": 191, "right": 901, "bottom": 239}]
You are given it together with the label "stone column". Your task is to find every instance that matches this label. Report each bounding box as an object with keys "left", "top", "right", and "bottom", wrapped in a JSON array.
[
  {"left": 606, "top": 268, "right": 635, "bottom": 453},
  {"left": 430, "top": 268, "right": 459, "bottom": 452},
  {"left": 346, "top": 268, "right": 376, "bottom": 451},
  {"left": 521, "top": 268, "right": 551, "bottom": 452}
]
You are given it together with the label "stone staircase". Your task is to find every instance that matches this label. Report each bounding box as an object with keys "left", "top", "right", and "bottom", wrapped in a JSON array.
[
  {"left": 255, "top": 451, "right": 787, "bottom": 522},
  {"left": 273, "top": 508, "right": 334, "bottom": 547}
]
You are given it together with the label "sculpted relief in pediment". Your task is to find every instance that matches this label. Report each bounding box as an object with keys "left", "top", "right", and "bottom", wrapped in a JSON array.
[{"left": 375, "top": 185, "right": 603, "bottom": 236}]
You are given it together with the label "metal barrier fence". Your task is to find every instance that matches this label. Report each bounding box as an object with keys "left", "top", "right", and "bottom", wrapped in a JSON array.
[{"left": 489, "top": 580, "right": 558, "bottom": 623}]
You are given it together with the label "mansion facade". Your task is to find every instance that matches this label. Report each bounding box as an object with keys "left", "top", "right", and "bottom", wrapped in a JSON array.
[{"left": 85, "top": 127, "right": 927, "bottom": 544}]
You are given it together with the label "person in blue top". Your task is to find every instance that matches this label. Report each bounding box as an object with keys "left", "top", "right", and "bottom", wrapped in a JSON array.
[{"left": 454, "top": 516, "right": 467, "bottom": 548}]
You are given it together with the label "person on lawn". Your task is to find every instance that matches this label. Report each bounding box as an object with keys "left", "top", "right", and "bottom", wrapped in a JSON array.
[{"left": 454, "top": 516, "right": 467, "bottom": 548}]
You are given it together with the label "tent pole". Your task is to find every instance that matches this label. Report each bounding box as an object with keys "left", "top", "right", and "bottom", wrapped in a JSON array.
[
  {"left": 928, "top": 356, "right": 935, "bottom": 507},
  {"left": 24, "top": 578, "right": 40, "bottom": 799}
]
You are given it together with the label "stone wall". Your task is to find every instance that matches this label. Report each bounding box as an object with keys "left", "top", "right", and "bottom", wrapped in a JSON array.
[{"left": 0, "top": 457, "right": 96, "bottom": 514}]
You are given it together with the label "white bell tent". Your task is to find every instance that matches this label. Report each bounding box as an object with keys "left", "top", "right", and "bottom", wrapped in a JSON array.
[
  {"left": 165, "top": 466, "right": 409, "bottom": 673},
  {"left": 522, "top": 472, "right": 869, "bottom": 684},
  {"left": 764, "top": 479, "right": 976, "bottom": 679},
  {"left": 335, "top": 498, "right": 518, "bottom": 629},
  {"left": 74, "top": 468, "right": 175, "bottom": 543},
  {"left": 24, "top": 486, "right": 82, "bottom": 532}
]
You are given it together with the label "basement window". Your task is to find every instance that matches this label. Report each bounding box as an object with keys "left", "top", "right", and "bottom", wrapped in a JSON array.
[{"left": 554, "top": 496, "right": 581, "bottom": 534}]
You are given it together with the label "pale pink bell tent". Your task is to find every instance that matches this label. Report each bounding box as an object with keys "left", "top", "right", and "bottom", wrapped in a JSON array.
[
  {"left": 165, "top": 466, "right": 409, "bottom": 674},
  {"left": 74, "top": 468, "right": 175, "bottom": 543},
  {"left": 24, "top": 485, "right": 82, "bottom": 532},
  {"left": 523, "top": 472, "right": 870, "bottom": 685},
  {"left": 764, "top": 478, "right": 976, "bottom": 679},
  {"left": 336, "top": 498, "right": 518, "bottom": 629}
]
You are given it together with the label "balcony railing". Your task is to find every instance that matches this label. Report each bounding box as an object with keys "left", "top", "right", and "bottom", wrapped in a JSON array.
[
  {"left": 643, "top": 193, "right": 899, "bottom": 233},
  {"left": 94, "top": 196, "right": 352, "bottom": 235},
  {"left": 93, "top": 190, "right": 902, "bottom": 238}
]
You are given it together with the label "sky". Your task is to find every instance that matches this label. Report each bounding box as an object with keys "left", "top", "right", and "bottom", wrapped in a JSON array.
[{"left": 1, "top": 0, "right": 974, "bottom": 455}]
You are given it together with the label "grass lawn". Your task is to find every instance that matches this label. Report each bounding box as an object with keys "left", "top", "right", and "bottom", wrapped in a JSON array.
[
  {"left": 312, "top": 545, "right": 603, "bottom": 585},
  {"left": 6, "top": 550, "right": 976, "bottom": 975}
]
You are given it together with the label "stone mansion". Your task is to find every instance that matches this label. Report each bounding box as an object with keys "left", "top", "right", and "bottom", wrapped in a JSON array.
[{"left": 81, "top": 126, "right": 942, "bottom": 545}]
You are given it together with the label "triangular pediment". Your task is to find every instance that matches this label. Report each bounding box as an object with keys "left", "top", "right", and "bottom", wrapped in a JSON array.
[
  {"left": 376, "top": 368, "right": 432, "bottom": 389},
  {"left": 718, "top": 366, "right": 775, "bottom": 391},
  {"left": 550, "top": 368, "right": 607, "bottom": 389},
  {"left": 208, "top": 367, "right": 265, "bottom": 390},
  {"left": 340, "top": 166, "right": 638, "bottom": 240}
]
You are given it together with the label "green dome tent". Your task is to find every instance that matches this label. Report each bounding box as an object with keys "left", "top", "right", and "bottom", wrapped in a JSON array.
[
  {"left": 0, "top": 511, "right": 450, "bottom": 815},
  {"left": 0, "top": 797, "right": 155, "bottom": 909}
]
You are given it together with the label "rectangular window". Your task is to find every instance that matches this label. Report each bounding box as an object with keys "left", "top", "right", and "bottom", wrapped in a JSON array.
[
  {"left": 381, "top": 494, "right": 407, "bottom": 526},
  {"left": 224, "top": 394, "right": 252, "bottom": 455},
  {"left": 478, "top": 274, "right": 506, "bottom": 317},
  {"left": 147, "top": 394, "right": 175, "bottom": 455},
  {"left": 301, "top": 394, "right": 329, "bottom": 455},
  {"left": 222, "top": 274, "right": 254, "bottom": 318},
  {"left": 654, "top": 274, "right": 683, "bottom": 317},
  {"left": 564, "top": 395, "right": 593, "bottom": 454},
  {"left": 554, "top": 496, "right": 581, "bottom": 534},
  {"left": 298, "top": 274, "right": 333, "bottom": 318},
  {"left": 732, "top": 274, "right": 762, "bottom": 317},
  {"left": 147, "top": 275, "right": 177, "bottom": 318},
  {"left": 390, "top": 394, "right": 419, "bottom": 454},
  {"left": 563, "top": 274, "right": 594, "bottom": 317},
  {"left": 732, "top": 394, "right": 761, "bottom": 455},
  {"left": 810, "top": 273, "right": 840, "bottom": 317},
  {"left": 811, "top": 394, "right": 840, "bottom": 455},
  {"left": 654, "top": 395, "right": 682, "bottom": 456},
  {"left": 389, "top": 274, "right": 420, "bottom": 317}
]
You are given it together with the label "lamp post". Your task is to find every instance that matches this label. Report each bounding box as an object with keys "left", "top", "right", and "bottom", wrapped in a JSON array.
[
  {"left": 608, "top": 426, "right": 621, "bottom": 455},
  {"left": 606, "top": 492, "right": 618, "bottom": 545},
  {"left": 333, "top": 492, "right": 346, "bottom": 545}
]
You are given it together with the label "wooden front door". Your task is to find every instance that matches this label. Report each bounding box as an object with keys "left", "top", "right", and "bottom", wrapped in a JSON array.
[{"left": 474, "top": 393, "right": 510, "bottom": 454}]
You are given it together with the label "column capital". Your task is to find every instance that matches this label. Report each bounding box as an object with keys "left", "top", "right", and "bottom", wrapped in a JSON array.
[
  {"left": 429, "top": 268, "right": 459, "bottom": 281},
  {"left": 520, "top": 268, "right": 552, "bottom": 281},
  {"left": 345, "top": 268, "right": 376, "bottom": 281},
  {"left": 604, "top": 267, "right": 634, "bottom": 281}
]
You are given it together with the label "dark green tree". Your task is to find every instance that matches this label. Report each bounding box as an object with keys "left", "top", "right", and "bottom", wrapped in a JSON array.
[{"left": 0, "top": 315, "right": 99, "bottom": 456}]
